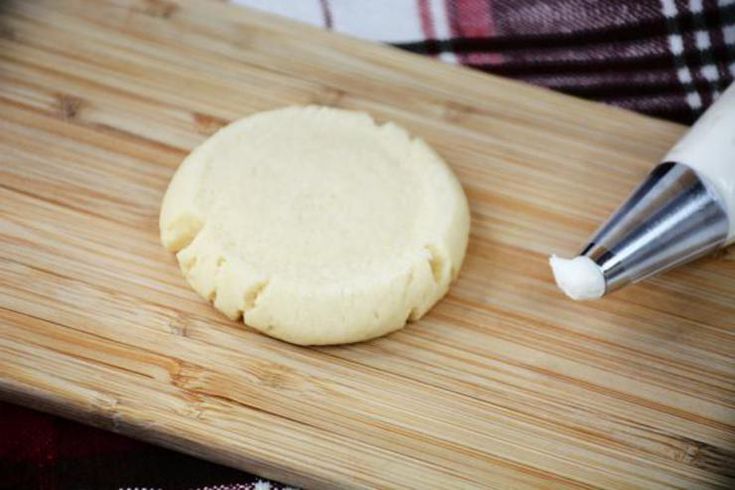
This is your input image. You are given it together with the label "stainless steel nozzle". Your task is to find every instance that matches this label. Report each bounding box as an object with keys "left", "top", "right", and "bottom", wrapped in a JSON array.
[{"left": 580, "top": 162, "right": 730, "bottom": 294}]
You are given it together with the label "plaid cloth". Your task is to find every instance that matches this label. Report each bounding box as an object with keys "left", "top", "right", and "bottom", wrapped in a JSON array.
[
  {"left": 3, "top": 1, "right": 734, "bottom": 490},
  {"left": 0, "top": 401, "right": 295, "bottom": 490},
  {"left": 236, "top": 0, "right": 735, "bottom": 124},
  {"left": 0, "top": 400, "right": 296, "bottom": 489}
]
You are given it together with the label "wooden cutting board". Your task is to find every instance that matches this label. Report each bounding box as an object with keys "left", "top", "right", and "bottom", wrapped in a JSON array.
[{"left": 1, "top": 1, "right": 734, "bottom": 488}]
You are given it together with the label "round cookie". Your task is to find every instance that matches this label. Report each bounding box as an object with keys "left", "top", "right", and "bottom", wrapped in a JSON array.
[{"left": 160, "top": 106, "right": 469, "bottom": 345}]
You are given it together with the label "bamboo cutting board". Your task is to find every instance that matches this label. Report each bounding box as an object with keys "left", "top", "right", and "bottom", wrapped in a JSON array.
[{"left": 1, "top": 1, "right": 734, "bottom": 488}]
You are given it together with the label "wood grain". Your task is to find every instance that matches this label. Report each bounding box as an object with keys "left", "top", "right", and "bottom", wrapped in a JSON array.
[{"left": 1, "top": 0, "right": 734, "bottom": 488}]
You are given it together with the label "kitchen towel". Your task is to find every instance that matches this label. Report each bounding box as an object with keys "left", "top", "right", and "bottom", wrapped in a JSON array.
[{"left": 235, "top": 0, "right": 735, "bottom": 124}]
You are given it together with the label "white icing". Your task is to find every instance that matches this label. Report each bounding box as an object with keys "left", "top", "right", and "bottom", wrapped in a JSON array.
[{"left": 549, "top": 255, "right": 605, "bottom": 301}]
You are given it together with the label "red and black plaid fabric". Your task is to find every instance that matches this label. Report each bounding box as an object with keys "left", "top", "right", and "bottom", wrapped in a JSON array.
[
  {"left": 237, "top": 0, "right": 735, "bottom": 124},
  {"left": 404, "top": 0, "right": 735, "bottom": 123},
  {"left": 3, "top": 1, "right": 734, "bottom": 489},
  {"left": 0, "top": 401, "right": 294, "bottom": 489}
]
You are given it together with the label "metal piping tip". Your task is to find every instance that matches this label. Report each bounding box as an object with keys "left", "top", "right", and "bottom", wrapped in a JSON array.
[{"left": 580, "top": 162, "right": 729, "bottom": 295}]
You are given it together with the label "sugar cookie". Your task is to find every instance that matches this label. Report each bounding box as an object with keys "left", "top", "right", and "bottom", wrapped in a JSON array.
[{"left": 160, "top": 106, "right": 469, "bottom": 345}]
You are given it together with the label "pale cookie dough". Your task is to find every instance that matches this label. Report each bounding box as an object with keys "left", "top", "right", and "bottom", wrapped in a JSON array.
[{"left": 160, "top": 106, "right": 470, "bottom": 345}]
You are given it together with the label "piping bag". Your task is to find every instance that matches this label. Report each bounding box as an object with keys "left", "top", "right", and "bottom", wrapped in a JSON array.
[{"left": 550, "top": 82, "right": 735, "bottom": 300}]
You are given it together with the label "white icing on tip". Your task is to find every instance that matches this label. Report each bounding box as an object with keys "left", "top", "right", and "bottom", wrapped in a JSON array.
[{"left": 549, "top": 255, "right": 605, "bottom": 301}]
